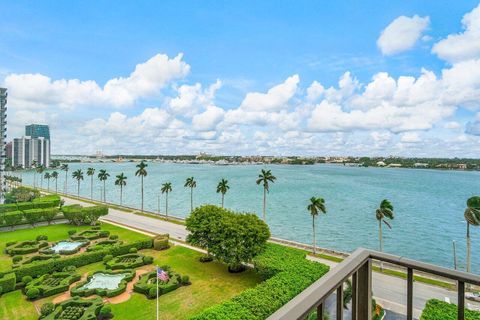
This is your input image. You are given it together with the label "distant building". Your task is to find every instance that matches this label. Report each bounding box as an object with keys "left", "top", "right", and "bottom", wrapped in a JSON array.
[
  {"left": 414, "top": 163, "right": 429, "bottom": 168},
  {"left": 6, "top": 142, "right": 12, "bottom": 160},
  {"left": 25, "top": 124, "right": 50, "bottom": 139},
  {"left": 388, "top": 163, "right": 402, "bottom": 168},
  {"left": 458, "top": 164, "right": 467, "bottom": 170},
  {"left": 376, "top": 161, "right": 386, "bottom": 167},
  {"left": 12, "top": 136, "right": 50, "bottom": 168},
  {"left": 0, "top": 88, "right": 7, "bottom": 201}
]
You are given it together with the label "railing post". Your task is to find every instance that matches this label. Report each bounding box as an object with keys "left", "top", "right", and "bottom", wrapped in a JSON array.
[
  {"left": 337, "top": 285, "right": 343, "bottom": 320},
  {"left": 458, "top": 281, "right": 465, "bottom": 320},
  {"left": 407, "top": 268, "right": 413, "bottom": 320},
  {"left": 357, "top": 259, "right": 372, "bottom": 320},
  {"left": 351, "top": 272, "right": 357, "bottom": 320},
  {"left": 317, "top": 303, "right": 324, "bottom": 320}
]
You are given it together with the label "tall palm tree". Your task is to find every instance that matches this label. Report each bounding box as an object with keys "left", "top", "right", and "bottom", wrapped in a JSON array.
[
  {"left": 72, "top": 169, "right": 84, "bottom": 198},
  {"left": 465, "top": 196, "right": 480, "bottom": 273},
  {"left": 135, "top": 161, "right": 148, "bottom": 212},
  {"left": 60, "top": 164, "right": 69, "bottom": 194},
  {"left": 216, "top": 178, "right": 229, "bottom": 208},
  {"left": 115, "top": 173, "right": 127, "bottom": 206},
  {"left": 256, "top": 169, "right": 277, "bottom": 222},
  {"left": 184, "top": 177, "right": 197, "bottom": 212},
  {"left": 98, "top": 169, "right": 110, "bottom": 202},
  {"left": 32, "top": 160, "right": 38, "bottom": 188},
  {"left": 36, "top": 165, "right": 45, "bottom": 189},
  {"left": 161, "top": 182, "right": 173, "bottom": 217},
  {"left": 307, "top": 197, "right": 327, "bottom": 254},
  {"left": 376, "top": 199, "right": 394, "bottom": 251},
  {"left": 51, "top": 171, "right": 59, "bottom": 193},
  {"left": 44, "top": 172, "right": 51, "bottom": 191},
  {"left": 86, "top": 168, "right": 95, "bottom": 199}
]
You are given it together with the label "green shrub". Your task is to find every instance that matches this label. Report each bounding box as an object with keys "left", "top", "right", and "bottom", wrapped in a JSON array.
[
  {"left": 92, "top": 226, "right": 101, "bottom": 230},
  {"left": 26, "top": 287, "right": 40, "bottom": 300},
  {"left": 103, "top": 255, "right": 114, "bottom": 262},
  {"left": 25, "top": 272, "right": 81, "bottom": 299},
  {"left": 22, "top": 275, "right": 33, "bottom": 284},
  {"left": 420, "top": 299, "right": 480, "bottom": 320},
  {"left": 110, "top": 235, "right": 118, "bottom": 240},
  {"left": 12, "top": 256, "right": 22, "bottom": 263},
  {"left": 71, "top": 270, "right": 135, "bottom": 298},
  {"left": 148, "top": 287, "right": 157, "bottom": 299},
  {"left": 62, "top": 265, "right": 77, "bottom": 272},
  {"left": 143, "top": 256, "right": 154, "bottom": 264},
  {"left": 68, "top": 229, "right": 77, "bottom": 235},
  {"left": 16, "top": 202, "right": 35, "bottom": 211},
  {"left": 40, "top": 302, "right": 55, "bottom": 317},
  {"left": 0, "top": 273, "right": 16, "bottom": 293},
  {"left": 153, "top": 234, "right": 170, "bottom": 250},
  {"left": 36, "top": 235, "right": 48, "bottom": 241},
  {"left": 129, "top": 247, "right": 137, "bottom": 253},
  {"left": 105, "top": 253, "right": 151, "bottom": 269},
  {"left": 181, "top": 275, "right": 190, "bottom": 285},
  {"left": 3, "top": 211, "right": 23, "bottom": 227}
]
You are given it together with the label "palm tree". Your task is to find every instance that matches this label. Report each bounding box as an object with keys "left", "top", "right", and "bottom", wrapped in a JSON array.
[
  {"left": 87, "top": 168, "right": 95, "bottom": 199},
  {"left": 376, "top": 199, "right": 395, "bottom": 270},
  {"left": 161, "top": 182, "right": 173, "bottom": 217},
  {"left": 32, "top": 160, "right": 38, "bottom": 188},
  {"left": 307, "top": 197, "right": 327, "bottom": 254},
  {"left": 115, "top": 173, "right": 127, "bottom": 206},
  {"left": 36, "top": 165, "right": 45, "bottom": 189},
  {"left": 216, "top": 178, "right": 230, "bottom": 208},
  {"left": 60, "top": 164, "right": 69, "bottom": 193},
  {"left": 184, "top": 177, "right": 197, "bottom": 212},
  {"left": 465, "top": 196, "right": 480, "bottom": 273},
  {"left": 98, "top": 169, "right": 110, "bottom": 202},
  {"left": 135, "top": 161, "right": 148, "bottom": 212},
  {"left": 256, "top": 169, "right": 277, "bottom": 221},
  {"left": 72, "top": 169, "right": 84, "bottom": 198},
  {"left": 44, "top": 172, "right": 51, "bottom": 191},
  {"left": 51, "top": 171, "right": 59, "bottom": 193}
]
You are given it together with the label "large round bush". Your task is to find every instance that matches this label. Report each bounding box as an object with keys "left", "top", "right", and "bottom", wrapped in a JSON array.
[
  {"left": 40, "top": 302, "right": 54, "bottom": 316},
  {"left": 26, "top": 287, "right": 40, "bottom": 300}
]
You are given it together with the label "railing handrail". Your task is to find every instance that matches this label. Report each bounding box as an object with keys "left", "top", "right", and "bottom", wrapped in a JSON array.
[{"left": 268, "top": 247, "right": 480, "bottom": 320}]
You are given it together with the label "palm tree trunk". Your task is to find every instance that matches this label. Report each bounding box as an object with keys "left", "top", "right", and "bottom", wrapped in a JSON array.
[
  {"left": 47, "top": 180, "right": 50, "bottom": 191},
  {"left": 221, "top": 194, "right": 224, "bottom": 208},
  {"left": 312, "top": 215, "right": 316, "bottom": 255},
  {"left": 103, "top": 180, "right": 106, "bottom": 202},
  {"left": 166, "top": 193, "right": 169, "bottom": 217},
  {"left": 77, "top": 181, "right": 80, "bottom": 198},
  {"left": 120, "top": 185, "right": 123, "bottom": 206},
  {"left": 379, "top": 219, "right": 383, "bottom": 271},
  {"left": 65, "top": 172, "right": 68, "bottom": 194},
  {"left": 263, "top": 188, "right": 266, "bottom": 221},
  {"left": 467, "top": 223, "right": 471, "bottom": 273},
  {"left": 90, "top": 176, "right": 93, "bottom": 200},
  {"left": 55, "top": 180, "right": 58, "bottom": 193},
  {"left": 141, "top": 176, "right": 144, "bottom": 212},
  {"left": 190, "top": 187, "right": 193, "bottom": 212},
  {"left": 33, "top": 173, "right": 36, "bottom": 189},
  {"left": 157, "top": 193, "right": 160, "bottom": 215}
]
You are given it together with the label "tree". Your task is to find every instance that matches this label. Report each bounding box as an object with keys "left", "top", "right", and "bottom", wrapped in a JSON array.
[
  {"left": 135, "top": 161, "right": 148, "bottom": 212},
  {"left": 307, "top": 197, "right": 327, "bottom": 254},
  {"left": 44, "top": 172, "right": 51, "bottom": 191},
  {"left": 376, "top": 199, "right": 394, "bottom": 270},
  {"left": 256, "top": 169, "right": 277, "bottom": 221},
  {"left": 72, "top": 169, "right": 84, "bottom": 198},
  {"left": 115, "top": 173, "right": 127, "bottom": 206},
  {"left": 161, "top": 182, "right": 172, "bottom": 217},
  {"left": 36, "top": 165, "right": 45, "bottom": 189},
  {"left": 32, "top": 160, "right": 38, "bottom": 188},
  {"left": 98, "top": 169, "right": 110, "bottom": 202},
  {"left": 186, "top": 205, "right": 270, "bottom": 272},
  {"left": 42, "top": 208, "right": 58, "bottom": 225},
  {"left": 87, "top": 168, "right": 95, "bottom": 199},
  {"left": 216, "top": 178, "right": 229, "bottom": 208},
  {"left": 184, "top": 177, "right": 197, "bottom": 212},
  {"left": 60, "top": 164, "right": 69, "bottom": 193},
  {"left": 465, "top": 196, "right": 480, "bottom": 273},
  {"left": 51, "top": 171, "right": 59, "bottom": 193}
]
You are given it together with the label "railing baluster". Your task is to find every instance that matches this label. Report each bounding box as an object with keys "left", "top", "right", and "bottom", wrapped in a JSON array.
[
  {"left": 357, "top": 259, "right": 372, "bottom": 320},
  {"left": 458, "top": 281, "right": 465, "bottom": 320},
  {"left": 351, "top": 272, "right": 357, "bottom": 320},
  {"left": 407, "top": 268, "right": 413, "bottom": 320},
  {"left": 317, "top": 302, "right": 323, "bottom": 320},
  {"left": 337, "top": 285, "right": 343, "bottom": 320}
]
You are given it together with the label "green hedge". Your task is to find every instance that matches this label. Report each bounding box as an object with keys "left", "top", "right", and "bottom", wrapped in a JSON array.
[
  {"left": 0, "top": 272, "right": 16, "bottom": 293},
  {"left": 3, "top": 239, "right": 152, "bottom": 280},
  {"left": 25, "top": 272, "right": 81, "bottom": 300},
  {"left": 420, "top": 299, "right": 480, "bottom": 320},
  {"left": 0, "top": 208, "right": 63, "bottom": 228},
  {"left": 190, "top": 243, "right": 330, "bottom": 320},
  {"left": 104, "top": 253, "right": 152, "bottom": 270},
  {"left": 5, "top": 240, "right": 49, "bottom": 256},
  {"left": 62, "top": 205, "right": 108, "bottom": 226},
  {"left": 70, "top": 269, "right": 135, "bottom": 298},
  {"left": 133, "top": 269, "right": 184, "bottom": 298},
  {"left": 42, "top": 297, "right": 105, "bottom": 320},
  {"left": 0, "top": 203, "right": 20, "bottom": 213}
]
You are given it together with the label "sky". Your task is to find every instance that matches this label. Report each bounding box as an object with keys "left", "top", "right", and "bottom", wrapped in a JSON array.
[{"left": 2, "top": 1, "right": 480, "bottom": 157}]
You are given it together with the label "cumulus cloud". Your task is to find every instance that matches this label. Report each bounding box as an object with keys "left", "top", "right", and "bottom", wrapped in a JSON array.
[
  {"left": 466, "top": 113, "right": 480, "bottom": 136},
  {"left": 377, "top": 15, "right": 430, "bottom": 55},
  {"left": 432, "top": 4, "right": 480, "bottom": 63},
  {"left": 192, "top": 105, "right": 225, "bottom": 131},
  {"left": 400, "top": 132, "right": 421, "bottom": 143},
  {"left": 169, "top": 79, "right": 221, "bottom": 117}
]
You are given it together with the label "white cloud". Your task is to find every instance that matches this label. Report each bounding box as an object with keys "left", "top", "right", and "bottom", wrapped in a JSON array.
[
  {"left": 377, "top": 15, "right": 430, "bottom": 55},
  {"left": 400, "top": 132, "right": 421, "bottom": 143},
  {"left": 306, "top": 81, "right": 324, "bottom": 101},
  {"left": 192, "top": 105, "right": 225, "bottom": 131},
  {"left": 444, "top": 121, "right": 461, "bottom": 129},
  {"left": 432, "top": 4, "right": 480, "bottom": 63},
  {"left": 169, "top": 80, "right": 221, "bottom": 117}
]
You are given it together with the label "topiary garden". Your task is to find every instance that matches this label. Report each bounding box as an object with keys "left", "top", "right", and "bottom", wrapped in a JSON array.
[
  {"left": 70, "top": 269, "right": 136, "bottom": 298},
  {"left": 24, "top": 271, "right": 81, "bottom": 300},
  {"left": 133, "top": 266, "right": 191, "bottom": 299},
  {"left": 5, "top": 240, "right": 49, "bottom": 255},
  {"left": 40, "top": 296, "right": 110, "bottom": 320},
  {"left": 104, "top": 253, "right": 153, "bottom": 270}
]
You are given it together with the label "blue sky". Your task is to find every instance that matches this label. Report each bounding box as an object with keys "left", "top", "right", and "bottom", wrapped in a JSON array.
[{"left": 2, "top": 1, "right": 480, "bottom": 156}]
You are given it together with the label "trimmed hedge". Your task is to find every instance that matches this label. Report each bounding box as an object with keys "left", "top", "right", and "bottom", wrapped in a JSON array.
[
  {"left": 70, "top": 269, "right": 136, "bottom": 298},
  {"left": 153, "top": 234, "right": 170, "bottom": 250},
  {"left": 62, "top": 205, "right": 108, "bottom": 226},
  {"left": 190, "top": 243, "right": 330, "bottom": 320},
  {"left": 105, "top": 253, "right": 153, "bottom": 270},
  {"left": 42, "top": 296, "right": 105, "bottom": 320},
  {"left": 3, "top": 239, "right": 152, "bottom": 280},
  {"left": 0, "top": 208, "right": 63, "bottom": 228},
  {"left": 420, "top": 299, "right": 480, "bottom": 320},
  {"left": 133, "top": 268, "right": 185, "bottom": 298},
  {"left": 40, "top": 240, "right": 90, "bottom": 255},
  {"left": 70, "top": 229, "right": 110, "bottom": 240},
  {"left": 0, "top": 272, "right": 16, "bottom": 293},
  {"left": 5, "top": 240, "right": 49, "bottom": 256},
  {"left": 25, "top": 272, "right": 81, "bottom": 300},
  {"left": 86, "top": 239, "right": 122, "bottom": 252}
]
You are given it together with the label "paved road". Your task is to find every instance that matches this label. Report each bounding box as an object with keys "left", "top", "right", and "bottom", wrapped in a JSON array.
[{"left": 63, "top": 196, "right": 480, "bottom": 318}]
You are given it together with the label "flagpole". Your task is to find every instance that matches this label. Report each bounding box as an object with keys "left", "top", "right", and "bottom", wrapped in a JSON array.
[{"left": 156, "top": 265, "right": 159, "bottom": 320}]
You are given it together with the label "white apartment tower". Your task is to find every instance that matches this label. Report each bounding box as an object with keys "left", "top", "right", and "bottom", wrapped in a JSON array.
[
  {"left": 12, "top": 136, "right": 50, "bottom": 169},
  {"left": 0, "top": 88, "right": 7, "bottom": 202}
]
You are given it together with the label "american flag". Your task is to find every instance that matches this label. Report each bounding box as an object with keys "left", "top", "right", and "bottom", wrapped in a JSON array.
[{"left": 157, "top": 267, "right": 169, "bottom": 282}]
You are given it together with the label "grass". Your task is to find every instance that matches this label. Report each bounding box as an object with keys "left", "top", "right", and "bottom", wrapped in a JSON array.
[
  {"left": 110, "top": 245, "right": 261, "bottom": 320},
  {"left": 0, "top": 222, "right": 150, "bottom": 272},
  {"left": 0, "top": 290, "right": 37, "bottom": 320}
]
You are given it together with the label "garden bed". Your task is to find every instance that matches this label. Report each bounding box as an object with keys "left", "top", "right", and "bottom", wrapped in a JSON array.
[
  {"left": 86, "top": 239, "right": 122, "bottom": 252},
  {"left": 24, "top": 271, "right": 81, "bottom": 300},
  {"left": 70, "top": 229, "right": 110, "bottom": 241},
  {"left": 70, "top": 269, "right": 136, "bottom": 298},
  {"left": 133, "top": 266, "right": 190, "bottom": 299},
  {"left": 40, "top": 240, "right": 90, "bottom": 255},
  {"left": 40, "top": 296, "right": 108, "bottom": 320},
  {"left": 5, "top": 240, "right": 49, "bottom": 255},
  {"left": 105, "top": 253, "right": 153, "bottom": 270},
  {"left": 13, "top": 254, "right": 60, "bottom": 268}
]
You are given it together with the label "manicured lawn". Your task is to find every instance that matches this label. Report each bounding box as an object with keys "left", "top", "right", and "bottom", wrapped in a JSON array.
[
  {"left": 111, "top": 245, "right": 262, "bottom": 320},
  {"left": 0, "top": 290, "right": 37, "bottom": 320},
  {"left": 0, "top": 222, "right": 151, "bottom": 272}
]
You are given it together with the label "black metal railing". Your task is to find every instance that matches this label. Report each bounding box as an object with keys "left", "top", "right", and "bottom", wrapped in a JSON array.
[{"left": 268, "top": 248, "right": 480, "bottom": 320}]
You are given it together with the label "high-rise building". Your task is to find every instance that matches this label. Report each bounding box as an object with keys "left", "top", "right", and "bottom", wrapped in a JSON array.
[
  {"left": 0, "top": 88, "right": 7, "bottom": 202},
  {"left": 12, "top": 136, "right": 50, "bottom": 168},
  {"left": 25, "top": 124, "right": 50, "bottom": 139}
]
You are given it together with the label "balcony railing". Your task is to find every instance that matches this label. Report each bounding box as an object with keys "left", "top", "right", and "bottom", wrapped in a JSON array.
[{"left": 268, "top": 248, "right": 480, "bottom": 320}]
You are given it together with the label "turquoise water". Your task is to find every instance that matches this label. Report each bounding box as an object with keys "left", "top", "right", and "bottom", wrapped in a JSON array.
[
  {"left": 80, "top": 273, "right": 127, "bottom": 290},
  {"left": 19, "top": 162, "right": 480, "bottom": 272},
  {"left": 51, "top": 241, "right": 83, "bottom": 253}
]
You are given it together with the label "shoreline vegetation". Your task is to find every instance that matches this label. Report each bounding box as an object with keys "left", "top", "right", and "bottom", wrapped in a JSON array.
[{"left": 9, "top": 155, "right": 480, "bottom": 171}]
